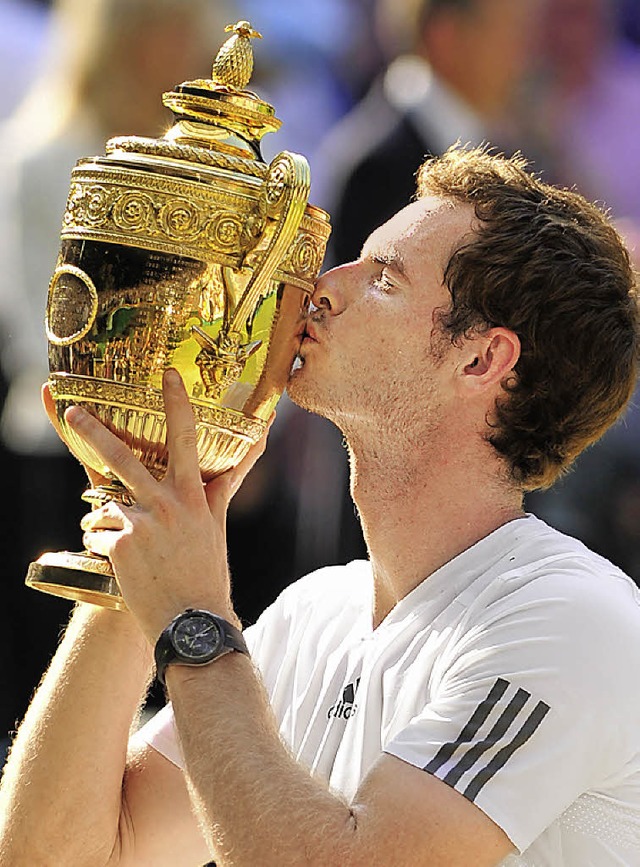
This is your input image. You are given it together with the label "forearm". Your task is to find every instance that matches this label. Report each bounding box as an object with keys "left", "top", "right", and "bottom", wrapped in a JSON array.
[
  {"left": 58, "top": 376, "right": 360, "bottom": 863},
  {"left": 0, "top": 603, "right": 154, "bottom": 866},
  {"left": 168, "top": 653, "right": 357, "bottom": 867}
]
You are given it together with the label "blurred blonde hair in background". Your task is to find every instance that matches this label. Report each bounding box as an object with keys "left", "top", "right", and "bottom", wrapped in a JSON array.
[{"left": 5, "top": 0, "right": 238, "bottom": 145}]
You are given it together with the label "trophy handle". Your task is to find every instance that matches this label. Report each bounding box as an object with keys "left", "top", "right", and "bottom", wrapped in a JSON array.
[
  {"left": 230, "top": 151, "right": 311, "bottom": 332},
  {"left": 193, "top": 152, "right": 311, "bottom": 399}
]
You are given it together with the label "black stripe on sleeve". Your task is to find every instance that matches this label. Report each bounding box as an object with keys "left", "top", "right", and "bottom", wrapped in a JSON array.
[
  {"left": 423, "top": 677, "right": 510, "bottom": 775},
  {"left": 443, "top": 687, "right": 530, "bottom": 787},
  {"left": 463, "top": 700, "right": 551, "bottom": 802}
]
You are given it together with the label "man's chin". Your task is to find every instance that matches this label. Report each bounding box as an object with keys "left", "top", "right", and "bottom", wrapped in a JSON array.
[
  {"left": 286, "top": 377, "right": 313, "bottom": 412},
  {"left": 286, "top": 369, "right": 323, "bottom": 414}
]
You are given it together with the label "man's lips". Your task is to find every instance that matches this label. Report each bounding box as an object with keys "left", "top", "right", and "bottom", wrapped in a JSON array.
[
  {"left": 302, "top": 323, "right": 320, "bottom": 343},
  {"left": 291, "top": 322, "right": 320, "bottom": 375}
]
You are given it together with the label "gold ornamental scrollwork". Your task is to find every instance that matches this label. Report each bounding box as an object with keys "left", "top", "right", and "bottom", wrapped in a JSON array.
[
  {"left": 61, "top": 166, "right": 260, "bottom": 264},
  {"left": 75, "top": 184, "right": 113, "bottom": 227},
  {"left": 61, "top": 163, "right": 329, "bottom": 288},
  {"left": 48, "top": 373, "right": 267, "bottom": 440},
  {"left": 264, "top": 160, "right": 289, "bottom": 215},
  {"left": 112, "top": 191, "right": 154, "bottom": 233},
  {"left": 275, "top": 212, "right": 331, "bottom": 290},
  {"left": 158, "top": 198, "right": 202, "bottom": 240},
  {"left": 208, "top": 212, "right": 245, "bottom": 249},
  {"left": 289, "top": 233, "right": 323, "bottom": 279}
]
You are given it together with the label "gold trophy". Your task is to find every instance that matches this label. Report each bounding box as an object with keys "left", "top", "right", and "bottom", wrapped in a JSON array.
[{"left": 26, "top": 21, "right": 331, "bottom": 610}]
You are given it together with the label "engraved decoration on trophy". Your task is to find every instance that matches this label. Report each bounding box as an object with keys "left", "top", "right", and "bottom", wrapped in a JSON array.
[{"left": 26, "top": 20, "right": 331, "bottom": 609}]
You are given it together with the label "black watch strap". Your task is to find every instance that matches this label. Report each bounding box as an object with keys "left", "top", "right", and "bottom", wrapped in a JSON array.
[{"left": 154, "top": 609, "right": 249, "bottom": 686}]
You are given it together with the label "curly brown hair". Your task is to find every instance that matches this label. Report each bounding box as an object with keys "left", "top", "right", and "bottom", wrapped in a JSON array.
[{"left": 417, "top": 146, "right": 640, "bottom": 490}]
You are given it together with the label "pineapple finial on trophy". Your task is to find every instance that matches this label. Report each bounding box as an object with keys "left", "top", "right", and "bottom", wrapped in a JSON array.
[{"left": 212, "top": 20, "right": 263, "bottom": 91}]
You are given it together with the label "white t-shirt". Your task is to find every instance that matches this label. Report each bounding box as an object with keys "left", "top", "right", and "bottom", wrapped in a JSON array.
[{"left": 137, "top": 516, "right": 640, "bottom": 865}]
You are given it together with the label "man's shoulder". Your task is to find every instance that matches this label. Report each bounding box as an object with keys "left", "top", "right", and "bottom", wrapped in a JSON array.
[
  {"left": 279, "top": 560, "right": 372, "bottom": 613},
  {"left": 498, "top": 515, "right": 638, "bottom": 595},
  {"left": 477, "top": 514, "right": 632, "bottom": 579},
  {"left": 470, "top": 516, "right": 640, "bottom": 657}
]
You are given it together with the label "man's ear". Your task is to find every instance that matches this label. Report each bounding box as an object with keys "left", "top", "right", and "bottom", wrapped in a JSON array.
[{"left": 461, "top": 328, "right": 520, "bottom": 391}]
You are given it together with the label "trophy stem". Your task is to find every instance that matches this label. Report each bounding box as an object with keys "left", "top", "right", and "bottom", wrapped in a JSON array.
[{"left": 81, "top": 481, "right": 133, "bottom": 508}]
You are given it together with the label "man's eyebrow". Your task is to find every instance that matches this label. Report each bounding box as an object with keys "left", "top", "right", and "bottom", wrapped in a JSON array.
[{"left": 369, "top": 250, "right": 408, "bottom": 277}]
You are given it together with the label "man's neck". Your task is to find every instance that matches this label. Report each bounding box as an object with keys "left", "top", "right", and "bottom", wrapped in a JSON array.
[{"left": 346, "top": 435, "right": 524, "bottom": 629}]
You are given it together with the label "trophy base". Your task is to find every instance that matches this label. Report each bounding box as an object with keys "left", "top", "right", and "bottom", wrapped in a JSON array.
[{"left": 26, "top": 551, "right": 126, "bottom": 611}]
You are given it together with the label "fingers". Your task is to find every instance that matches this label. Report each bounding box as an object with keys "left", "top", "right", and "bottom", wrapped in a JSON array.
[
  {"left": 81, "top": 500, "right": 131, "bottom": 557},
  {"left": 64, "top": 367, "right": 269, "bottom": 512},
  {"left": 204, "top": 412, "right": 275, "bottom": 509},
  {"left": 162, "top": 369, "right": 202, "bottom": 492},
  {"left": 82, "top": 528, "right": 120, "bottom": 558},
  {"left": 65, "top": 405, "right": 156, "bottom": 504},
  {"left": 80, "top": 500, "right": 129, "bottom": 532}
]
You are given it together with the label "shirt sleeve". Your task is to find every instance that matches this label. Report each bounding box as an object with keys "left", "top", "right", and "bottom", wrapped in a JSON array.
[
  {"left": 383, "top": 568, "right": 640, "bottom": 853},
  {"left": 130, "top": 701, "right": 183, "bottom": 768}
]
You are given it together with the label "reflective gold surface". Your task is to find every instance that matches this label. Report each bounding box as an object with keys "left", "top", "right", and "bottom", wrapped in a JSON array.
[{"left": 26, "top": 21, "right": 330, "bottom": 609}]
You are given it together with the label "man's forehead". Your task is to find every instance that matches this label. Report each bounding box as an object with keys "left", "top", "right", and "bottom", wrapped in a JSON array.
[{"left": 362, "top": 197, "right": 474, "bottom": 273}]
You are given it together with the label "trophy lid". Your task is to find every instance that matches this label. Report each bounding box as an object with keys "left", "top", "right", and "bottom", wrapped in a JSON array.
[
  {"left": 162, "top": 20, "right": 282, "bottom": 156},
  {"left": 106, "top": 19, "right": 281, "bottom": 165},
  {"left": 63, "top": 20, "right": 330, "bottom": 282}
]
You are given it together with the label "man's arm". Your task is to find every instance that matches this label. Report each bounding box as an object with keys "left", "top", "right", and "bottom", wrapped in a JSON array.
[
  {"left": 0, "top": 603, "right": 210, "bottom": 866},
  {"left": 70, "top": 369, "right": 515, "bottom": 866},
  {"left": 0, "top": 382, "right": 214, "bottom": 865},
  {"left": 0, "top": 603, "right": 146, "bottom": 864},
  {"left": 167, "top": 651, "right": 515, "bottom": 867}
]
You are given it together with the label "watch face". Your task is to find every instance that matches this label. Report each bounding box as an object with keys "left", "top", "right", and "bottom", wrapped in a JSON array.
[{"left": 173, "top": 613, "right": 222, "bottom": 660}]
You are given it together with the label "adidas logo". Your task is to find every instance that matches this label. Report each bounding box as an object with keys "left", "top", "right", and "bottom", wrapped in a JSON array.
[{"left": 328, "top": 678, "right": 361, "bottom": 720}]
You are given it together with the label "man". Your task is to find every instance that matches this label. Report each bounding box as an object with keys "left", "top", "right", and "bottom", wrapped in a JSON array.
[{"left": 1, "top": 147, "right": 640, "bottom": 865}]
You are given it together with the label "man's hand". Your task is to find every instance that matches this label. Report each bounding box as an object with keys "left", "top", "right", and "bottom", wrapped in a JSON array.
[{"left": 67, "top": 368, "right": 271, "bottom": 643}]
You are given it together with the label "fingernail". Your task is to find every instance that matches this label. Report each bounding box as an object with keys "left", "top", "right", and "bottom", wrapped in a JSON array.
[
  {"left": 164, "top": 368, "right": 182, "bottom": 388},
  {"left": 65, "top": 406, "right": 88, "bottom": 427}
]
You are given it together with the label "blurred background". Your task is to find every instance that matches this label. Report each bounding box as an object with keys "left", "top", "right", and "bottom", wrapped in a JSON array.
[{"left": 1, "top": 0, "right": 640, "bottom": 765}]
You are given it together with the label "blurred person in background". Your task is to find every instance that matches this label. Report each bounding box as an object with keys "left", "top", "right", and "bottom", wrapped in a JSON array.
[
  {"left": 619, "top": 0, "right": 640, "bottom": 46},
  {"left": 520, "top": 0, "right": 640, "bottom": 233},
  {"left": 321, "top": 0, "right": 541, "bottom": 265},
  {"left": 0, "top": 0, "right": 235, "bottom": 765}
]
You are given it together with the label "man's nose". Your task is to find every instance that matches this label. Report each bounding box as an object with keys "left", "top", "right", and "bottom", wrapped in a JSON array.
[{"left": 310, "top": 262, "right": 355, "bottom": 315}]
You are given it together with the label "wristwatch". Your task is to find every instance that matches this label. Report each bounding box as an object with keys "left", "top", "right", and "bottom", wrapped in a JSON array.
[{"left": 154, "top": 609, "right": 249, "bottom": 686}]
